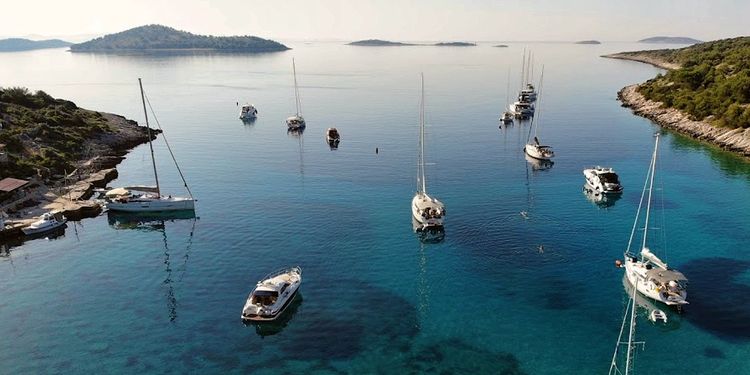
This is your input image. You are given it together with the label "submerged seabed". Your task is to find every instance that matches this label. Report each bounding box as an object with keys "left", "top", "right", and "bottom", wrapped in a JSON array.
[{"left": 1, "top": 43, "right": 749, "bottom": 374}]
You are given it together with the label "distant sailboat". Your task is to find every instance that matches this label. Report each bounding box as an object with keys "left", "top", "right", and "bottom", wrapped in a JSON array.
[
  {"left": 523, "top": 66, "right": 555, "bottom": 161},
  {"left": 286, "top": 58, "right": 306, "bottom": 130},
  {"left": 411, "top": 74, "right": 445, "bottom": 230},
  {"left": 500, "top": 67, "right": 514, "bottom": 124},
  {"left": 105, "top": 79, "right": 195, "bottom": 213}
]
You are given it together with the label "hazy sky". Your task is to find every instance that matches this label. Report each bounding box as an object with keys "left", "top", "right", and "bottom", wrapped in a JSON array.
[{"left": 2, "top": 0, "right": 748, "bottom": 42}]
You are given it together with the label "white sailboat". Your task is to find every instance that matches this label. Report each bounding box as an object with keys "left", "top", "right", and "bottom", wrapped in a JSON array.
[
  {"left": 106, "top": 79, "right": 196, "bottom": 213},
  {"left": 622, "top": 133, "right": 688, "bottom": 306},
  {"left": 523, "top": 66, "right": 554, "bottom": 161},
  {"left": 499, "top": 68, "right": 514, "bottom": 124},
  {"left": 411, "top": 74, "right": 445, "bottom": 230},
  {"left": 286, "top": 58, "right": 306, "bottom": 130}
]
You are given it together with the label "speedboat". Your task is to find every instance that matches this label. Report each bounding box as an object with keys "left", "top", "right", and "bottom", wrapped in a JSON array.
[
  {"left": 241, "top": 266, "right": 302, "bottom": 321},
  {"left": 583, "top": 166, "right": 623, "bottom": 194},
  {"left": 22, "top": 212, "right": 67, "bottom": 235},
  {"left": 325, "top": 127, "right": 340, "bottom": 144},
  {"left": 239, "top": 104, "right": 258, "bottom": 120},
  {"left": 105, "top": 187, "right": 195, "bottom": 212},
  {"left": 524, "top": 136, "right": 554, "bottom": 161}
]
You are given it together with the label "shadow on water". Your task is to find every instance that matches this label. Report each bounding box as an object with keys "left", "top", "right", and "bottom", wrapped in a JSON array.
[
  {"left": 680, "top": 257, "right": 750, "bottom": 342},
  {"left": 107, "top": 210, "right": 198, "bottom": 323},
  {"left": 401, "top": 338, "right": 527, "bottom": 374},
  {"left": 621, "top": 274, "right": 682, "bottom": 330},
  {"left": 412, "top": 216, "right": 445, "bottom": 244},
  {"left": 244, "top": 293, "right": 304, "bottom": 338}
]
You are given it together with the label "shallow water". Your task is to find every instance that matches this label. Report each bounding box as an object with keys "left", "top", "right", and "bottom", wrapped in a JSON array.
[{"left": 1, "top": 42, "right": 749, "bottom": 374}]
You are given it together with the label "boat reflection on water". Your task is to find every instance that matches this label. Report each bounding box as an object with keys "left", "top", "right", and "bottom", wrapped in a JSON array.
[
  {"left": 240, "top": 117, "right": 256, "bottom": 126},
  {"left": 107, "top": 210, "right": 197, "bottom": 231},
  {"left": 22, "top": 224, "right": 68, "bottom": 240},
  {"left": 582, "top": 185, "right": 621, "bottom": 208},
  {"left": 412, "top": 217, "right": 445, "bottom": 244},
  {"left": 524, "top": 153, "right": 554, "bottom": 171},
  {"left": 621, "top": 274, "right": 681, "bottom": 329},
  {"left": 287, "top": 127, "right": 305, "bottom": 137},
  {"left": 244, "top": 293, "right": 304, "bottom": 338}
]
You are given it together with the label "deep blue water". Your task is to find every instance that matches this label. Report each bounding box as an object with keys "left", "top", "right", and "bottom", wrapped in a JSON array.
[{"left": 1, "top": 42, "right": 750, "bottom": 374}]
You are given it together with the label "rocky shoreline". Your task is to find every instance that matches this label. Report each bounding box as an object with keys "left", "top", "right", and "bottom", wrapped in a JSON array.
[
  {"left": 618, "top": 84, "right": 750, "bottom": 157},
  {"left": 602, "top": 52, "right": 681, "bottom": 70}
]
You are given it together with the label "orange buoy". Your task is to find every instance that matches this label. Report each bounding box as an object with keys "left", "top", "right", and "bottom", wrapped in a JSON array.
[{"left": 615, "top": 259, "right": 623, "bottom": 268}]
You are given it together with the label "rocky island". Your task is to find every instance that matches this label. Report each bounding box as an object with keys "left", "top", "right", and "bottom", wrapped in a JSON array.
[
  {"left": 434, "top": 42, "right": 476, "bottom": 47},
  {"left": 638, "top": 36, "right": 702, "bottom": 44},
  {"left": 575, "top": 40, "right": 601, "bottom": 45},
  {"left": 70, "top": 24, "right": 289, "bottom": 53},
  {"left": 0, "top": 87, "right": 157, "bottom": 223},
  {"left": 606, "top": 37, "right": 750, "bottom": 157},
  {"left": 0, "top": 38, "right": 72, "bottom": 52},
  {"left": 348, "top": 39, "right": 414, "bottom": 46}
]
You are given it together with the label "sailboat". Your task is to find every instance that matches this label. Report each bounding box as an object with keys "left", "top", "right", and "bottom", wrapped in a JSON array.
[
  {"left": 622, "top": 133, "right": 688, "bottom": 306},
  {"left": 499, "top": 67, "right": 514, "bottom": 124},
  {"left": 105, "top": 79, "right": 196, "bottom": 213},
  {"left": 286, "top": 58, "right": 306, "bottom": 130},
  {"left": 411, "top": 74, "right": 445, "bottom": 231},
  {"left": 523, "top": 66, "right": 554, "bottom": 161}
]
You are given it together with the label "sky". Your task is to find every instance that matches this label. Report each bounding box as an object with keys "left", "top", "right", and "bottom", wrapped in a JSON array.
[{"left": 1, "top": 0, "right": 748, "bottom": 42}]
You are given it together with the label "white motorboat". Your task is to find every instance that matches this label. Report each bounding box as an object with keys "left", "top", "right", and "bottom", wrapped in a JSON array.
[
  {"left": 412, "top": 74, "right": 445, "bottom": 231},
  {"left": 286, "top": 58, "right": 306, "bottom": 130},
  {"left": 106, "top": 79, "right": 196, "bottom": 213},
  {"left": 584, "top": 166, "right": 623, "bottom": 194},
  {"left": 22, "top": 212, "right": 67, "bottom": 235},
  {"left": 509, "top": 101, "right": 534, "bottom": 118},
  {"left": 241, "top": 266, "right": 302, "bottom": 322},
  {"left": 325, "top": 127, "right": 340, "bottom": 144},
  {"left": 239, "top": 104, "right": 258, "bottom": 120},
  {"left": 623, "top": 133, "right": 688, "bottom": 306}
]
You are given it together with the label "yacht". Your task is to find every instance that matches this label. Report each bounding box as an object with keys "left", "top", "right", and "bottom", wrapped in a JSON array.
[
  {"left": 583, "top": 166, "right": 623, "bottom": 194},
  {"left": 524, "top": 136, "right": 554, "bottom": 161},
  {"left": 239, "top": 104, "right": 258, "bottom": 120},
  {"left": 325, "top": 127, "right": 340, "bottom": 144},
  {"left": 241, "top": 266, "right": 302, "bottom": 321},
  {"left": 22, "top": 212, "right": 67, "bottom": 235},
  {"left": 509, "top": 101, "right": 534, "bottom": 118},
  {"left": 105, "top": 79, "right": 196, "bottom": 213},
  {"left": 286, "top": 58, "right": 306, "bottom": 130},
  {"left": 622, "top": 133, "right": 688, "bottom": 307},
  {"left": 412, "top": 74, "right": 446, "bottom": 230}
]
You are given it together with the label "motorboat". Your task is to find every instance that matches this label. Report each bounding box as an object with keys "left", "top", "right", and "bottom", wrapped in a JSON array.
[
  {"left": 524, "top": 136, "right": 554, "bottom": 161},
  {"left": 325, "top": 127, "right": 340, "bottom": 144},
  {"left": 241, "top": 266, "right": 302, "bottom": 321},
  {"left": 584, "top": 166, "right": 623, "bottom": 194},
  {"left": 22, "top": 212, "right": 67, "bottom": 235},
  {"left": 623, "top": 133, "right": 688, "bottom": 307},
  {"left": 105, "top": 79, "right": 196, "bottom": 213},
  {"left": 412, "top": 74, "right": 446, "bottom": 231},
  {"left": 509, "top": 101, "right": 534, "bottom": 118},
  {"left": 499, "top": 111, "right": 514, "bottom": 124},
  {"left": 520, "top": 84, "right": 537, "bottom": 102},
  {"left": 239, "top": 104, "right": 258, "bottom": 120},
  {"left": 286, "top": 58, "right": 306, "bottom": 130}
]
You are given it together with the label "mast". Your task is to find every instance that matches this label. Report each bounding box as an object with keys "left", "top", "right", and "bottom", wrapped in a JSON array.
[
  {"left": 293, "top": 58, "right": 302, "bottom": 116},
  {"left": 641, "top": 134, "right": 660, "bottom": 251},
  {"left": 520, "top": 48, "right": 526, "bottom": 90},
  {"left": 418, "top": 73, "right": 427, "bottom": 194},
  {"left": 624, "top": 278, "right": 639, "bottom": 375},
  {"left": 530, "top": 52, "right": 534, "bottom": 86},
  {"left": 138, "top": 78, "right": 160, "bottom": 198}
]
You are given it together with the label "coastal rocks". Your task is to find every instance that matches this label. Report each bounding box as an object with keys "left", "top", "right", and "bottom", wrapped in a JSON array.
[
  {"left": 602, "top": 53, "right": 681, "bottom": 70},
  {"left": 618, "top": 85, "right": 750, "bottom": 157}
]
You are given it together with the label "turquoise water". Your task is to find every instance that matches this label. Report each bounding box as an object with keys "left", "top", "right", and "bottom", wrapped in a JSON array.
[{"left": 1, "top": 42, "right": 749, "bottom": 374}]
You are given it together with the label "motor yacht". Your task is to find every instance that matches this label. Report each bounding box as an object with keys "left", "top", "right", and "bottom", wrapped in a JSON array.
[{"left": 241, "top": 266, "right": 302, "bottom": 321}]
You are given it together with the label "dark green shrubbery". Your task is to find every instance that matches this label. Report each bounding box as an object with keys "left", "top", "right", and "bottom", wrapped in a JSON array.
[{"left": 635, "top": 37, "right": 750, "bottom": 128}]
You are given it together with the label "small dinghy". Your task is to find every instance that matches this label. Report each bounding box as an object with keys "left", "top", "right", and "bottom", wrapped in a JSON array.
[
  {"left": 22, "top": 212, "right": 67, "bottom": 236},
  {"left": 649, "top": 309, "right": 668, "bottom": 324},
  {"left": 242, "top": 266, "right": 302, "bottom": 321}
]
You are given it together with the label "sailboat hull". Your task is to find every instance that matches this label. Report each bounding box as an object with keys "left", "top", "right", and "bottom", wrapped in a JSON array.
[
  {"left": 107, "top": 197, "right": 195, "bottom": 212},
  {"left": 412, "top": 193, "right": 445, "bottom": 229},
  {"left": 624, "top": 260, "right": 688, "bottom": 306}
]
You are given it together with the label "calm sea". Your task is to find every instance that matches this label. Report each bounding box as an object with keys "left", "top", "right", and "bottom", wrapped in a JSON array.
[{"left": 1, "top": 42, "right": 749, "bottom": 374}]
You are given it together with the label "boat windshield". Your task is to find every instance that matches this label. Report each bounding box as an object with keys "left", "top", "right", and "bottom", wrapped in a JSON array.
[
  {"left": 600, "top": 172, "right": 620, "bottom": 184},
  {"left": 253, "top": 290, "right": 279, "bottom": 306}
]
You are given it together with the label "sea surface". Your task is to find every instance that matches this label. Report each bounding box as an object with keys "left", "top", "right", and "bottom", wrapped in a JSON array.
[{"left": 1, "top": 42, "right": 749, "bottom": 374}]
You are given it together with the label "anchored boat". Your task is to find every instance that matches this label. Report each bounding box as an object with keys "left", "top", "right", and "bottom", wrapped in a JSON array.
[
  {"left": 584, "top": 166, "right": 623, "bottom": 194},
  {"left": 239, "top": 104, "right": 258, "bottom": 120},
  {"left": 22, "top": 212, "right": 66, "bottom": 236},
  {"left": 241, "top": 266, "right": 302, "bottom": 322},
  {"left": 286, "top": 58, "right": 306, "bottom": 130}
]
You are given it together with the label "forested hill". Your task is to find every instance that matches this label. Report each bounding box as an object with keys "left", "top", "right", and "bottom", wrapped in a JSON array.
[
  {"left": 70, "top": 25, "right": 289, "bottom": 52},
  {"left": 632, "top": 37, "right": 750, "bottom": 128}
]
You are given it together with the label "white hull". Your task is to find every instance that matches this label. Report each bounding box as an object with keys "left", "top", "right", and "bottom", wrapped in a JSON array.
[
  {"left": 524, "top": 143, "right": 554, "bottom": 161},
  {"left": 107, "top": 197, "right": 195, "bottom": 212},
  {"left": 22, "top": 217, "right": 67, "bottom": 235},
  {"left": 242, "top": 267, "right": 302, "bottom": 321},
  {"left": 286, "top": 115, "right": 306, "bottom": 129},
  {"left": 412, "top": 193, "right": 445, "bottom": 229},
  {"left": 583, "top": 167, "right": 622, "bottom": 194},
  {"left": 624, "top": 258, "right": 688, "bottom": 306}
]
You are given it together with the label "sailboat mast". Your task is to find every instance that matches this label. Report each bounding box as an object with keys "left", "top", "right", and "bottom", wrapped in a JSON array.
[
  {"left": 530, "top": 52, "right": 534, "bottom": 85},
  {"left": 293, "top": 58, "right": 302, "bottom": 116},
  {"left": 520, "top": 48, "right": 526, "bottom": 90},
  {"left": 641, "top": 134, "right": 660, "bottom": 250},
  {"left": 419, "top": 73, "right": 427, "bottom": 194},
  {"left": 505, "top": 67, "right": 511, "bottom": 109},
  {"left": 534, "top": 66, "right": 545, "bottom": 138},
  {"left": 138, "top": 78, "right": 160, "bottom": 198},
  {"left": 624, "top": 277, "right": 639, "bottom": 375}
]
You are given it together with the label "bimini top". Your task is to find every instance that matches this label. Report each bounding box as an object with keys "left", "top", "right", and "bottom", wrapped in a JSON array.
[
  {"left": 645, "top": 268, "right": 688, "bottom": 284},
  {"left": 105, "top": 186, "right": 158, "bottom": 198}
]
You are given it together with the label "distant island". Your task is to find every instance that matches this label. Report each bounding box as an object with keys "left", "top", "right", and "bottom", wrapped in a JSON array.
[
  {"left": 638, "top": 36, "right": 702, "bottom": 44},
  {"left": 434, "top": 42, "right": 476, "bottom": 47},
  {"left": 348, "top": 39, "right": 414, "bottom": 46},
  {"left": 493, "top": 44, "right": 509, "bottom": 48},
  {"left": 0, "top": 38, "right": 72, "bottom": 52},
  {"left": 575, "top": 40, "right": 601, "bottom": 45},
  {"left": 605, "top": 37, "right": 750, "bottom": 157},
  {"left": 70, "top": 25, "right": 289, "bottom": 53}
]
